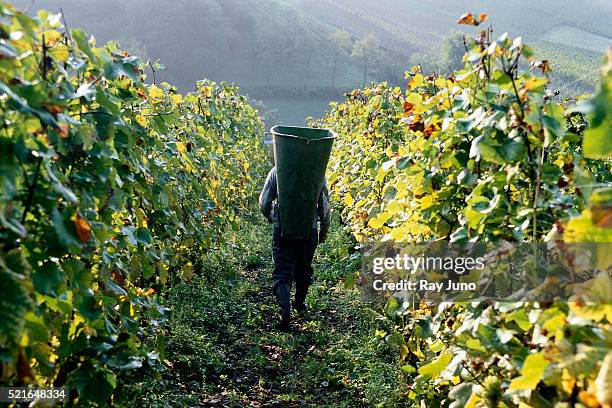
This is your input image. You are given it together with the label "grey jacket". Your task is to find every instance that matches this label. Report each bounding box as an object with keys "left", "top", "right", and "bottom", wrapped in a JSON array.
[{"left": 259, "top": 167, "right": 330, "bottom": 236}]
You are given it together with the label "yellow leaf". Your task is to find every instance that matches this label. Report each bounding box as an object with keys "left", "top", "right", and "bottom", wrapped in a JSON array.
[
  {"left": 409, "top": 74, "right": 424, "bottom": 89},
  {"left": 385, "top": 225, "right": 409, "bottom": 242},
  {"left": 580, "top": 388, "right": 601, "bottom": 408},
  {"left": 420, "top": 195, "right": 434, "bottom": 210},
  {"left": 569, "top": 274, "right": 612, "bottom": 322},
  {"left": 400, "top": 344, "right": 409, "bottom": 361},
  {"left": 52, "top": 44, "right": 69, "bottom": 61},
  {"left": 344, "top": 193, "right": 355, "bottom": 206},
  {"left": 466, "top": 338, "right": 486, "bottom": 352},
  {"left": 435, "top": 77, "right": 448, "bottom": 88},
  {"left": 170, "top": 93, "right": 182, "bottom": 104},
  {"left": 148, "top": 85, "right": 164, "bottom": 99},
  {"left": 561, "top": 369, "right": 576, "bottom": 394},
  {"left": 509, "top": 352, "right": 549, "bottom": 390},
  {"left": 596, "top": 353, "right": 612, "bottom": 408},
  {"left": 385, "top": 200, "right": 402, "bottom": 216},
  {"left": 200, "top": 85, "right": 212, "bottom": 97},
  {"left": 375, "top": 329, "right": 386, "bottom": 338},
  {"left": 457, "top": 12, "right": 488, "bottom": 26},
  {"left": 522, "top": 77, "right": 548, "bottom": 92},
  {"left": 41, "top": 29, "right": 62, "bottom": 45},
  {"left": 465, "top": 393, "right": 481, "bottom": 408},
  {"left": 135, "top": 115, "right": 148, "bottom": 127},
  {"left": 368, "top": 213, "right": 390, "bottom": 229}
]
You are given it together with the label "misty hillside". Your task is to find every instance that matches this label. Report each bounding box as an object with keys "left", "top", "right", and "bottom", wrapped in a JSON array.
[
  {"left": 13, "top": 0, "right": 403, "bottom": 95},
  {"left": 297, "top": 0, "right": 610, "bottom": 94},
  {"left": 13, "top": 0, "right": 611, "bottom": 123},
  {"left": 297, "top": 0, "right": 612, "bottom": 49}
]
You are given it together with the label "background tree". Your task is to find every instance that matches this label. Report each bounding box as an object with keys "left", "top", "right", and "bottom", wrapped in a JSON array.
[
  {"left": 329, "top": 29, "right": 352, "bottom": 88},
  {"left": 439, "top": 31, "right": 467, "bottom": 73},
  {"left": 352, "top": 33, "right": 379, "bottom": 87}
]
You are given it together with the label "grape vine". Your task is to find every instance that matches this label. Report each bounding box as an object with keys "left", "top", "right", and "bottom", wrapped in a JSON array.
[{"left": 0, "top": 3, "right": 266, "bottom": 405}]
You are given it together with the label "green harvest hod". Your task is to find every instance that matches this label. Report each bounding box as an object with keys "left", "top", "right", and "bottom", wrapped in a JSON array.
[{"left": 271, "top": 125, "right": 336, "bottom": 239}]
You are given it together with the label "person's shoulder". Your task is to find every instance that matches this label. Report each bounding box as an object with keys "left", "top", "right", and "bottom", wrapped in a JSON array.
[{"left": 265, "top": 167, "right": 277, "bottom": 184}]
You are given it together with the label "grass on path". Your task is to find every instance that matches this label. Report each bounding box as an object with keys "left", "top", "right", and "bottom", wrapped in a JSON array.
[{"left": 127, "top": 215, "right": 405, "bottom": 407}]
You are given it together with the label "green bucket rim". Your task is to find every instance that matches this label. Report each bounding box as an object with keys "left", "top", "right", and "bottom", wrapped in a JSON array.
[{"left": 270, "top": 125, "right": 337, "bottom": 141}]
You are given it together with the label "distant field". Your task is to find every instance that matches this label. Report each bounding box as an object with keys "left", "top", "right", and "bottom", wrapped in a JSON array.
[
  {"left": 542, "top": 25, "right": 612, "bottom": 52},
  {"left": 533, "top": 41, "right": 602, "bottom": 96},
  {"left": 259, "top": 96, "right": 336, "bottom": 126}
]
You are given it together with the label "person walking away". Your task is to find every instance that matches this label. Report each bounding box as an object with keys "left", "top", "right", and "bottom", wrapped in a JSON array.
[{"left": 259, "top": 166, "right": 330, "bottom": 330}]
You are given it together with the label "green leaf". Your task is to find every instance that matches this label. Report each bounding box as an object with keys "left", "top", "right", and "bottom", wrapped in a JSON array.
[
  {"left": 72, "top": 29, "right": 97, "bottom": 62},
  {"left": 500, "top": 137, "right": 526, "bottom": 162},
  {"left": 52, "top": 209, "right": 82, "bottom": 249},
  {"left": 450, "top": 227, "right": 468, "bottom": 244},
  {"left": 46, "top": 163, "right": 78, "bottom": 204},
  {"left": 95, "top": 86, "right": 121, "bottom": 116},
  {"left": 584, "top": 122, "right": 612, "bottom": 160},
  {"left": 24, "top": 311, "right": 49, "bottom": 343},
  {"left": 91, "top": 112, "right": 116, "bottom": 141},
  {"left": 135, "top": 227, "right": 152, "bottom": 245},
  {"left": 542, "top": 115, "right": 563, "bottom": 146},
  {"left": 470, "top": 135, "right": 505, "bottom": 164},
  {"left": 105, "top": 277, "right": 127, "bottom": 296},
  {"left": 78, "top": 294, "right": 101, "bottom": 321},
  {"left": 0, "top": 249, "right": 32, "bottom": 345},
  {"left": 505, "top": 309, "right": 532, "bottom": 331},
  {"left": 449, "top": 382, "right": 475, "bottom": 408},
  {"left": 32, "top": 263, "right": 65, "bottom": 296},
  {"left": 71, "top": 365, "right": 116, "bottom": 405},
  {"left": 102, "top": 53, "right": 141, "bottom": 83},
  {"left": 63, "top": 259, "right": 90, "bottom": 289},
  {"left": 121, "top": 226, "right": 138, "bottom": 245},
  {"left": 541, "top": 163, "right": 562, "bottom": 184}
]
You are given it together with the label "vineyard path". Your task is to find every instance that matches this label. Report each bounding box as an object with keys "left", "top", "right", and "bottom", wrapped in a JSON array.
[{"left": 136, "top": 216, "right": 398, "bottom": 407}]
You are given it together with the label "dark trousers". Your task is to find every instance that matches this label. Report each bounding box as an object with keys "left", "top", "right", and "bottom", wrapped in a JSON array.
[{"left": 272, "top": 225, "right": 318, "bottom": 310}]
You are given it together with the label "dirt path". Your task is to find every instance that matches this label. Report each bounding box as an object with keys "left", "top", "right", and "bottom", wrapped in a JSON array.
[{"left": 129, "top": 217, "right": 402, "bottom": 407}]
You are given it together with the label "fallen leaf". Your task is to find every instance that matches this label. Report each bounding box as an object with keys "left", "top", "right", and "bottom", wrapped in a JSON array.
[
  {"left": 533, "top": 60, "right": 551, "bottom": 73},
  {"left": 424, "top": 122, "right": 441, "bottom": 137},
  {"left": 111, "top": 271, "right": 125, "bottom": 285},
  {"left": 17, "top": 348, "right": 33, "bottom": 381},
  {"left": 457, "top": 12, "right": 488, "bottom": 26},
  {"left": 594, "top": 208, "right": 612, "bottom": 228},
  {"left": 75, "top": 214, "right": 91, "bottom": 243},
  {"left": 43, "top": 104, "right": 64, "bottom": 115},
  {"left": 57, "top": 125, "right": 69, "bottom": 138},
  {"left": 457, "top": 12, "right": 476, "bottom": 26},
  {"left": 403, "top": 100, "right": 415, "bottom": 114}
]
